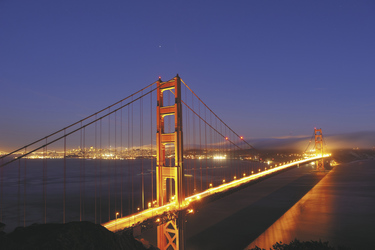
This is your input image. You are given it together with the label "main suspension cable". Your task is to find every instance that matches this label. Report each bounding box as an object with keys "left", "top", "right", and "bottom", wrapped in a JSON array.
[
  {"left": 181, "top": 79, "right": 256, "bottom": 151},
  {"left": 0, "top": 81, "right": 159, "bottom": 161},
  {"left": 1, "top": 82, "right": 167, "bottom": 168}
]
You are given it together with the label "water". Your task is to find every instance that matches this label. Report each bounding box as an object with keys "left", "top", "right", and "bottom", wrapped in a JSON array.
[
  {"left": 147, "top": 159, "right": 375, "bottom": 249},
  {"left": 183, "top": 163, "right": 324, "bottom": 249},
  {"left": 140, "top": 162, "right": 321, "bottom": 249},
  {"left": 246, "top": 159, "right": 375, "bottom": 250},
  {"left": 0, "top": 157, "right": 267, "bottom": 233}
]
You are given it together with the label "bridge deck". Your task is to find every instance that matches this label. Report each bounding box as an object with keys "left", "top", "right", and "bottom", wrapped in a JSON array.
[{"left": 102, "top": 155, "right": 330, "bottom": 232}]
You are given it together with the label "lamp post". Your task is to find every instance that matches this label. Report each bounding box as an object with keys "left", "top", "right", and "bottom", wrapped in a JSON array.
[{"left": 115, "top": 212, "right": 119, "bottom": 231}]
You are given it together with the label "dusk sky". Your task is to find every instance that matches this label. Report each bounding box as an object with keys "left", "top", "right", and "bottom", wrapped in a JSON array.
[{"left": 1, "top": 1, "right": 375, "bottom": 151}]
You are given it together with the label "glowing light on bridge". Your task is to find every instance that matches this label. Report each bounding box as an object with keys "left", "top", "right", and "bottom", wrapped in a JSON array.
[
  {"left": 103, "top": 154, "right": 331, "bottom": 232},
  {"left": 213, "top": 155, "right": 226, "bottom": 159}
]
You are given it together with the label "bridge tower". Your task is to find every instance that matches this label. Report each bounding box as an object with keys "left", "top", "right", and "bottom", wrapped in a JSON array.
[
  {"left": 314, "top": 128, "right": 324, "bottom": 171},
  {"left": 156, "top": 75, "right": 185, "bottom": 250}
]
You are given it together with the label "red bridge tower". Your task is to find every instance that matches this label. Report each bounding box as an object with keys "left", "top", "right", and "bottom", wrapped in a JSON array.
[{"left": 156, "top": 75, "right": 185, "bottom": 250}]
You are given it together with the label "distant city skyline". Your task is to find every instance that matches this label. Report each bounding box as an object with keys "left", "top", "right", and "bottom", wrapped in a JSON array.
[{"left": 1, "top": 1, "right": 374, "bottom": 151}]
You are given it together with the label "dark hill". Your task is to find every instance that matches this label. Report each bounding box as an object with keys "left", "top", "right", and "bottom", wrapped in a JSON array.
[{"left": 0, "top": 221, "right": 156, "bottom": 250}]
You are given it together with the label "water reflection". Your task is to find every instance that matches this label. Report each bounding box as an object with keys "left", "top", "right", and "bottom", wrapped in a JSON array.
[
  {"left": 0, "top": 157, "right": 266, "bottom": 233},
  {"left": 247, "top": 160, "right": 375, "bottom": 250},
  {"left": 246, "top": 172, "right": 333, "bottom": 249},
  {"left": 141, "top": 161, "right": 375, "bottom": 249},
  {"left": 141, "top": 164, "right": 327, "bottom": 249}
]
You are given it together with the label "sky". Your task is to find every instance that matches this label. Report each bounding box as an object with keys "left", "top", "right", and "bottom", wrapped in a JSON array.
[{"left": 1, "top": 0, "right": 375, "bottom": 151}]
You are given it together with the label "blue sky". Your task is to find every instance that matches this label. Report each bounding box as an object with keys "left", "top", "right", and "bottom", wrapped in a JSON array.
[{"left": 1, "top": 1, "right": 375, "bottom": 151}]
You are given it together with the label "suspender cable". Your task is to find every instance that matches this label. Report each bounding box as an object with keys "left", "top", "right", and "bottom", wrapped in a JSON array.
[
  {"left": 199, "top": 101, "right": 202, "bottom": 192},
  {"left": 140, "top": 91, "right": 144, "bottom": 211},
  {"left": 99, "top": 118, "right": 102, "bottom": 223},
  {"left": 79, "top": 123, "right": 83, "bottom": 221},
  {"left": 181, "top": 100, "right": 242, "bottom": 150},
  {"left": 114, "top": 111, "right": 117, "bottom": 216},
  {"left": 18, "top": 159, "right": 20, "bottom": 226},
  {"left": 1, "top": 83, "right": 166, "bottom": 169},
  {"left": 83, "top": 126, "right": 86, "bottom": 221},
  {"left": 94, "top": 116, "right": 97, "bottom": 223},
  {"left": 23, "top": 149, "right": 26, "bottom": 227},
  {"left": 127, "top": 105, "right": 131, "bottom": 215},
  {"left": 210, "top": 112, "right": 213, "bottom": 185},
  {"left": 0, "top": 81, "right": 159, "bottom": 163},
  {"left": 120, "top": 105, "right": 123, "bottom": 217},
  {"left": 108, "top": 110, "right": 111, "bottom": 221},
  {"left": 192, "top": 91, "right": 196, "bottom": 194},
  {"left": 204, "top": 108, "right": 208, "bottom": 188},
  {"left": 131, "top": 97, "right": 134, "bottom": 214},
  {"left": 150, "top": 89, "right": 154, "bottom": 207},
  {"left": 181, "top": 79, "right": 256, "bottom": 152},
  {"left": 63, "top": 130, "right": 66, "bottom": 224},
  {"left": 43, "top": 139, "right": 47, "bottom": 224},
  {"left": 126, "top": 106, "right": 132, "bottom": 214}
]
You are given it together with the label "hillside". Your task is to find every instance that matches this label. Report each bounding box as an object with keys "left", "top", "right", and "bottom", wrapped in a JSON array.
[{"left": 0, "top": 221, "right": 156, "bottom": 250}]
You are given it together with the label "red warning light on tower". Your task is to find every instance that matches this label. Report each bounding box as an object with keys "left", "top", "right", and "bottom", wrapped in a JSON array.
[
  {"left": 240, "top": 136, "right": 244, "bottom": 140},
  {"left": 225, "top": 137, "right": 229, "bottom": 140}
]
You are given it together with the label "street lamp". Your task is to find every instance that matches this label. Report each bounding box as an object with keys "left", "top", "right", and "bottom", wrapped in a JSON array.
[{"left": 115, "top": 212, "right": 119, "bottom": 231}]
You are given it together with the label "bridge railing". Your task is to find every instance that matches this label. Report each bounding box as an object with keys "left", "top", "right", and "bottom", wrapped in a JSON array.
[{"left": 103, "top": 154, "right": 331, "bottom": 232}]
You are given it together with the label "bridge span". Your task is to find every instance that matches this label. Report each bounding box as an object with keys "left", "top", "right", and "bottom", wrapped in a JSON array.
[
  {"left": 103, "top": 154, "right": 330, "bottom": 232},
  {"left": 0, "top": 75, "right": 330, "bottom": 250}
]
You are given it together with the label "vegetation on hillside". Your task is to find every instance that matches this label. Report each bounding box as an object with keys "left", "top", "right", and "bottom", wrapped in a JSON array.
[{"left": 250, "top": 239, "right": 351, "bottom": 250}]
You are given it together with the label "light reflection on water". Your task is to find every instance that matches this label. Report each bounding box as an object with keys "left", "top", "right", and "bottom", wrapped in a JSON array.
[
  {"left": 246, "top": 160, "right": 375, "bottom": 250},
  {"left": 0, "top": 157, "right": 266, "bottom": 233},
  {"left": 246, "top": 172, "right": 333, "bottom": 249}
]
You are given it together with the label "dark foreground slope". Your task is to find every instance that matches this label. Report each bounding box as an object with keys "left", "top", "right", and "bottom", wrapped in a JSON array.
[{"left": 0, "top": 221, "right": 156, "bottom": 250}]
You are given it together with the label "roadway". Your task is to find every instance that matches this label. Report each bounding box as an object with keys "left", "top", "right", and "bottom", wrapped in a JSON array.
[
  {"left": 141, "top": 160, "right": 329, "bottom": 249},
  {"left": 103, "top": 155, "right": 329, "bottom": 232}
]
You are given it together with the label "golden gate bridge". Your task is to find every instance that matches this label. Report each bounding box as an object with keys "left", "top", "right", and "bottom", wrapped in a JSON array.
[{"left": 0, "top": 75, "right": 329, "bottom": 250}]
